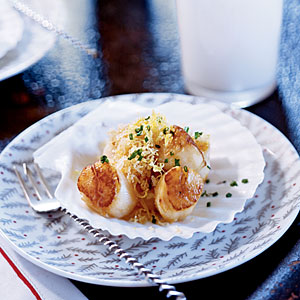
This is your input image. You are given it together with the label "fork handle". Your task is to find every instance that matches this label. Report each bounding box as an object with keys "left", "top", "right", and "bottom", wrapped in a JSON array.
[{"left": 60, "top": 208, "right": 186, "bottom": 300}]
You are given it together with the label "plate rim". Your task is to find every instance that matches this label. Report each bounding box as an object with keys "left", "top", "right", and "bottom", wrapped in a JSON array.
[{"left": 0, "top": 92, "right": 299, "bottom": 286}]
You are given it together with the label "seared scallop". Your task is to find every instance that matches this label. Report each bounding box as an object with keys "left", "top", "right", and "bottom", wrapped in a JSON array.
[
  {"left": 77, "top": 160, "right": 136, "bottom": 218},
  {"left": 154, "top": 166, "right": 204, "bottom": 222},
  {"left": 162, "top": 125, "right": 210, "bottom": 179}
]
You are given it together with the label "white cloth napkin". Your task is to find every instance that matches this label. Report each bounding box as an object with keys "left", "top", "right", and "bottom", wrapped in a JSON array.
[{"left": 0, "top": 233, "right": 88, "bottom": 300}]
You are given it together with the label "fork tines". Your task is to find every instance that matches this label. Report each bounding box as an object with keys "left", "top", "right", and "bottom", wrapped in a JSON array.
[{"left": 14, "top": 163, "right": 60, "bottom": 212}]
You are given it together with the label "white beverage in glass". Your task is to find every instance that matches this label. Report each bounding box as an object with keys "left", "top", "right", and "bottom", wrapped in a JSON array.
[{"left": 176, "top": 0, "right": 283, "bottom": 107}]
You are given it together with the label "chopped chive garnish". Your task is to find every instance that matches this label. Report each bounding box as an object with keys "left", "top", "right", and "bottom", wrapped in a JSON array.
[
  {"left": 145, "top": 116, "right": 150, "bottom": 120},
  {"left": 226, "top": 192, "right": 232, "bottom": 198},
  {"left": 184, "top": 126, "right": 189, "bottom": 133},
  {"left": 207, "top": 165, "right": 211, "bottom": 170},
  {"left": 145, "top": 136, "right": 149, "bottom": 142},
  {"left": 135, "top": 125, "right": 143, "bottom": 134},
  {"left": 206, "top": 202, "right": 211, "bottom": 207},
  {"left": 138, "top": 156, "right": 143, "bottom": 161},
  {"left": 129, "top": 133, "right": 133, "bottom": 140},
  {"left": 201, "top": 190, "right": 208, "bottom": 197},
  {"left": 230, "top": 181, "right": 238, "bottom": 187},
  {"left": 128, "top": 149, "right": 143, "bottom": 160},
  {"left": 128, "top": 152, "right": 137, "bottom": 160},
  {"left": 175, "top": 158, "right": 180, "bottom": 166},
  {"left": 163, "top": 127, "right": 169, "bottom": 134},
  {"left": 164, "top": 158, "right": 169, "bottom": 163},
  {"left": 184, "top": 166, "right": 188, "bottom": 172},
  {"left": 100, "top": 155, "right": 109, "bottom": 163},
  {"left": 146, "top": 125, "right": 151, "bottom": 131},
  {"left": 194, "top": 131, "right": 203, "bottom": 139},
  {"left": 241, "top": 179, "right": 249, "bottom": 184},
  {"left": 205, "top": 179, "right": 210, "bottom": 184},
  {"left": 170, "top": 151, "right": 174, "bottom": 156},
  {"left": 217, "top": 180, "right": 227, "bottom": 185},
  {"left": 152, "top": 215, "right": 157, "bottom": 224},
  {"left": 155, "top": 144, "right": 161, "bottom": 148},
  {"left": 212, "top": 192, "right": 218, "bottom": 197}
]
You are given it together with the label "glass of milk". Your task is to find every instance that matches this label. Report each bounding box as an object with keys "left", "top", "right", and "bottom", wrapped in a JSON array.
[{"left": 176, "top": 0, "right": 283, "bottom": 107}]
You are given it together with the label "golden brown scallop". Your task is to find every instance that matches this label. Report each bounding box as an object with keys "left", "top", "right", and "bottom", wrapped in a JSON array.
[
  {"left": 77, "top": 161, "right": 136, "bottom": 218},
  {"left": 154, "top": 166, "right": 204, "bottom": 222}
]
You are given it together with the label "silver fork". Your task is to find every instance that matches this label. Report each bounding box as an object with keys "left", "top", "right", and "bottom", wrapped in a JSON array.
[{"left": 13, "top": 162, "right": 186, "bottom": 300}]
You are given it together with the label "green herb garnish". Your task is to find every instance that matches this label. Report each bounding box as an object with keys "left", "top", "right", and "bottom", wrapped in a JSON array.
[
  {"left": 230, "top": 181, "right": 238, "bottom": 187},
  {"left": 152, "top": 215, "right": 157, "bottom": 224},
  {"left": 129, "top": 133, "right": 133, "bottom": 140},
  {"left": 226, "top": 192, "right": 232, "bottom": 198},
  {"left": 100, "top": 155, "right": 109, "bottom": 163},
  {"left": 184, "top": 166, "right": 188, "bottom": 172},
  {"left": 175, "top": 158, "right": 180, "bottom": 167},
  {"left": 184, "top": 126, "right": 190, "bottom": 133},
  {"left": 201, "top": 190, "right": 208, "bottom": 197},
  {"left": 145, "top": 137, "right": 149, "bottom": 143},
  {"left": 205, "top": 179, "right": 210, "bottom": 184},
  {"left": 212, "top": 192, "right": 218, "bottom": 197},
  {"left": 163, "top": 127, "right": 169, "bottom": 134},
  {"left": 241, "top": 179, "right": 249, "bottom": 184},
  {"left": 128, "top": 152, "right": 138, "bottom": 160},
  {"left": 170, "top": 151, "right": 174, "bottom": 156},
  {"left": 164, "top": 158, "right": 169, "bottom": 163},
  {"left": 217, "top": 180, "right": 227, "bottom": 184},
  {"left": 135, "top": 125, "right": 143, "bottom": 136},
  {"left": 206, "top": 202, "right": 211, "bottom": 207},
  {"left": 194, "top": 131, "right": 203, "bottom": 139},
  {"left": 128, "top": 149, "right": 143, "bottom": 160}
]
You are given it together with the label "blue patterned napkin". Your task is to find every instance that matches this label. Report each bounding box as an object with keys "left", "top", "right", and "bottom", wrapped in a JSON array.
[
  {"left": 277, "top": 0, "right": 300, "bottom": 153},
  {"left": 248, "top": 1, "right": 300, "bottom": 299}
]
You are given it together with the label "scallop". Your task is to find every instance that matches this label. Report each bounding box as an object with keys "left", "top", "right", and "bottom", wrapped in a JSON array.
[
  {"left": 77, "top": 160, "right": 136, "bottom": 218},
  {"left": 162, "top": 125, "right": 210, "bottom": 179},
  {"left": 154, "top": 166, "right": 204, "bottom": 222}
]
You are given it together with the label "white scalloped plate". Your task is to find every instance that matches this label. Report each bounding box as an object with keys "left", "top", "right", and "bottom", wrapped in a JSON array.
[
  {"left": 33, "top": 99, "right": 265, "bottom": 240},
  {"left": 0, "top": 93, "right": 299, "bottom": 287}
]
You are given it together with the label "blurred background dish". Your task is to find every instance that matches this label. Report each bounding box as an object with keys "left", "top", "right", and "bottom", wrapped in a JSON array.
[
  {"left": 0, "top": 0, "right": 65, "bottom": 82},
  {"left": 0, "top": 0, "right": 24, "bottom": 60}
]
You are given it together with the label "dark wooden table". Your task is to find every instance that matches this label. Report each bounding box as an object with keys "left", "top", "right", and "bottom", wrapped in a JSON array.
[{"left": 0, "top": 1, "right": 297, "bottom": 299}]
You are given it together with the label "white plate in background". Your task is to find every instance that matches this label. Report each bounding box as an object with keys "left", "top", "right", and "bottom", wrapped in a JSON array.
[{"left": 0, "top": 0, "right": 65, "bottom": 81}]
